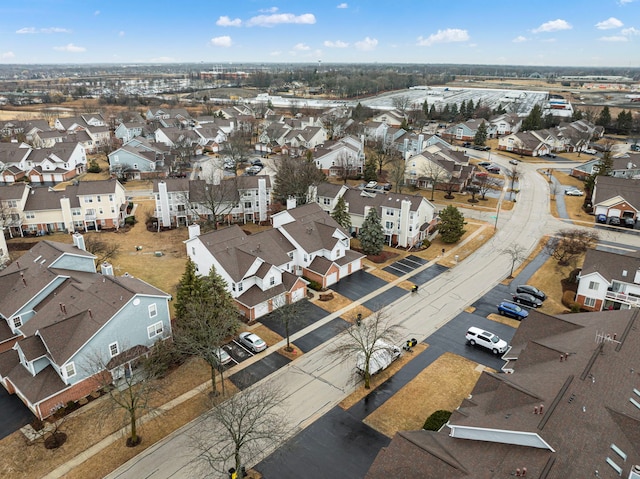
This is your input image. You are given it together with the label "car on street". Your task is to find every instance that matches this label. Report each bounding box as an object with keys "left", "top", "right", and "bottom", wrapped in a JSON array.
[
  {"left": 512, "top": 292, "right": 543, "bottom": 308},
  {"left": 497, "top": 301, "right": 529, "bottom": 320},
  {"left": 473, "top": 145, "right": 490, "bottom": 151},
  {"left": 486, "top": 165, "right": 501, "bottom": 173},
  {"left": 565, "top": 188, "right": 584, "bottom": 196},
  {"left": 465, "top": 327, "right": 508, "bottom": 354},
  {"left": 215, "top": 347, "right": 232, "bottom": 366},
  {"left": 516, "top": 284, "right": 547, "bottom": 301},
  {"left": 584, "top": 148, "right": 597, "bottom": 155},
  {"left": 609, "top": 216, "right": 621, "bottom": 226},
  {"left": 509, "top": 159, "right": 519, "bottom": 165},
  {"left": 478, "top": 161, "right": 491, "bottom": 167},
  {"left": 238, "top": 332, "right": 267, "bottom": 353}
]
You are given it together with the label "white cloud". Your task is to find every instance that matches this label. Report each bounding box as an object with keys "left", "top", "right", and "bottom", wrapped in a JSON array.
[
  {"left": 216, "top": 16, "right": 242, "bottom": 27},
  {"left": 622, "top": 27, "right": 640, "bottom": 35},
  {"left": 293, "top": 43, "right": 310, "bottom": 51},
  {"left": 337, "top": 3, "right": 348, "bottom": 8},
  {"left": 324, "top": 40, "right": 348, "bottom": 48},
  {"left": 1, "top": 51, "right": 15, "bottom": 59},
  {"left": 532, "top": 19, "right": 572, "bottom": 33},
  {"left": 618, "top": 0, "right": 635, "bottom": 4},
  {"left": 119, "top": 31, "right": 125, "bottom": 37},
  {"left": 355, "top": 37, "right": 378, "bottom": 51},
  {"left": 210, "top": 36, "right": 232, "bottom": 47},
  {"left": 416, "top": 28, "right": 469, "bottom": 46},
  {"left": 16, "top": 26, "right": 70, "bottom": 34},
  {"left": 595, "top": 17, "right": 623, "bottom": 29},
  {"left": 246, "top": 13, "right": 316, "bottom": 27},
  {"left": 512, "top": 35, "right": 527, "bottom": 43},
  {"left": 94, "top": 10, "right": 100, "bottom": 16},
  {"left": 53, "top": 43, "right": 86, "bottom": 52},
  {"left": 260, "top": 7, "right": 279, "bottom": 13},
  {"left": 600, "top": 35, "right": 628, "bottom": 42}
]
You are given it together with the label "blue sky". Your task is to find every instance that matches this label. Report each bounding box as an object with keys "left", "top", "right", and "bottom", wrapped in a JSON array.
[{"left": 1, "top": 1, "right": 639, "bottom": 67}]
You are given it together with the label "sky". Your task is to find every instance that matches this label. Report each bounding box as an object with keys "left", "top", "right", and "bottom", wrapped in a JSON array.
[{"left": 0, "top": 1, "right": 639, "bottom": 67}]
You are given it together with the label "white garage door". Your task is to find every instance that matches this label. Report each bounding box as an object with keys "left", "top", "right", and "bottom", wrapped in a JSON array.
[
  {"left": 326, "top": 272, "right": 338, "bottom": 286},
  {"left": 609, "top": 209, "right": 621, "bottom": 217},
  {"left": 291, "top": 288, "right": 305, "bottom": 302},
  {"left": 254, "top": 302, "right": 269, "bottom": 319}
]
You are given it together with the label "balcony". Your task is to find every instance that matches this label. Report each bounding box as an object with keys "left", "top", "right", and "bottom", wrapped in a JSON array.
[{"left": 605, "top": 290, "right": 640, "bottom": 307}]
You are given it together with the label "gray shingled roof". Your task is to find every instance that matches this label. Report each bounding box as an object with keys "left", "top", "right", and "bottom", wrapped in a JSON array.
[{"left": 593, "top": 175, "right": 640, "bottom": 208}]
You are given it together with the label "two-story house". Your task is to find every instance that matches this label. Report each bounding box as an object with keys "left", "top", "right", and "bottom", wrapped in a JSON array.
[
  {"left": 0, "top": 183, "right": 30, "bottom": 237},
  {"left": 591, "top": 175, "right": 640, "bottom": 221},
  {"left": 0, "top": 236, "right": 172, "bottom": 419},
  {"left": 108, "top": 138, "right": 170, "bottom": 180},
  {"left": 185, "top": 203, "right": 363, "bottom": 320},
  {"left": 405, "top": 144, "right": 476, "bottom": 193},
  {"left": 26, "top": 142, "right": 87, "bottom": 184},
  {"left": 312, "top": 135, "right": 365, "bottom": 178},
  {"left": 442, "top": 118, "right": 496, "bottom": 143}
]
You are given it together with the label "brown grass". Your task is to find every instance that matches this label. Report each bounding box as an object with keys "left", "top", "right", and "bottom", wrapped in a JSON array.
[
  {"left": 247, "top": 324, "right": 283, "bottom": 347},
  {"left": 486, "top": 313, "right": 522, "bottom": 328},
  {"left": 311, "top": 290, "right": 354, "bottom": 314},
  {"left": 364, "top": 353, "right": 487, "bottom": 437},
  {"left": 527, "top": 252, "right": 583, "bottom": 315},
  {"left": 338, "top": 343, "right": 428, "bottom": 410},
  {"left": 438, "top": 224, "right": 493, "bottom": 268},
  {"left": 277, "top": 344, "right": 303, "bottom": 360}
]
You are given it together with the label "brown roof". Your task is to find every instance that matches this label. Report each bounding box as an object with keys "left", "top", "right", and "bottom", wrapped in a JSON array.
[
  {"left": 369, "top": 309, "right": 640, "bottom": 478},
  {"left": 580, "top": 248, "right": 640, "bottom": 284},
  {"left": 0, "top": 182, "right": 28, "bottom": 201},
  {"left": 593, "top": 175, "right": 640, "bottom": 208}
]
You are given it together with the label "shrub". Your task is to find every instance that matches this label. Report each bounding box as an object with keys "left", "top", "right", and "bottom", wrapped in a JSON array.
[
  {"left": 423, "top": 410, "right": 452, "bottom": 431},
  {"left": 143, "top": 339, "right": 185, "bottom": 378},
  {"left": 303, "top": 277, "right": 323, "bottom": 291},
  {"left": 87, "top": 159, "right": 101, "bottom": 173},
  {"left": 561, "top": 290, "right": 582, "bottom": 311},
  {"left": 124, "top": 216, "right": 137, "bottom": 226}
]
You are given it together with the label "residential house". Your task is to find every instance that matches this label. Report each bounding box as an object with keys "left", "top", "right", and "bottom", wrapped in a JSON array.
[
  {"left": 571, "top": 155, "right": 640, "bottom": 181},
  {"left": 145, "top": 108, "right": 192, "bottom": 127},
  {"left": 367, "top": 308, "right": 640, "bottom": 478},
  {"left": 24, "top": 120, "right": 52, "bottom": 144},
  {"left": 114, "top": 122, "right": 152, "bottom": 144},
  {"left": 575, "top": 248, "right": 640, "bottom": 311},
  {"left": 0, "top": 237, "right": 172, "bottom": 419},
  {"left": 0, "top": 227, "right": 7, "bottom": 265},
  {"left": 154, "top": 127, "right": 202, "bottom": 149},
  {"left": 311, "top": 135, "right": 365, "bottom": 178},
  {"left": 108, "top": 138, "right": 170, "bottom": 180},
  {"left": 312, "top": 182, "right": 437, "bottom": 248},
  {"left": 442, "top": 118, "right": 495, "bottom": 142},
  {"left": 405, "top": 144, "right": 476, "bottom": 193},
  {"left": 0, "top": 143, "right": 31, "bottom": 184},
  {"left": 0, "top": 183, "right": 30, "bottom": 237},
  {"left": 489, "top": 113, "right": 522, "bottom": 136},
  {"left": 591, "top": 176, "right": 640, "bottom": 220},
  {"left": 54, "top": 113, "right": 111, "bottom": 153},
  {"left": 371, "top": 109, "right": 405, "bottom": 127},
  {"left": 185, "top": 203, "right": 363, "bottom": 320},
  {"left": 497, "top": 130, "right": 550, "bottom": 157},
  {"left": 26, "top": 143, "right": 87, "bottom": 184},
  {"left": 153, "top": 175, "right": 271, "bottom": 228}
]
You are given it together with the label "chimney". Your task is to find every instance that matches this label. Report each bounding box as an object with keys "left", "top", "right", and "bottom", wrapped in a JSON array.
[
  {"left": 72, "top": 232, "right": 86, "bottom": 251},
  {"left": 286, "top": 196, "right": 297, "bottom": 210},
  {"left": 522, "top": 467, "right": 527, "bottom": 476},
  {"left": 534, "top": 406, "right": 538, "bottom": 414},
  {"left": 101, "top": 262, "right": 114, "bottom": 276},
  {"left": 188, "top": 223, "right": 200, "bottom": 240},
  {"left": 516, "top": 469, "right": 521, "bottom": 476},
  {"left": 539, "top": 404, "right": 544, "bottom": 414},
  {"left": 88, "top": 309, "right": 93, "bottom": 319}
]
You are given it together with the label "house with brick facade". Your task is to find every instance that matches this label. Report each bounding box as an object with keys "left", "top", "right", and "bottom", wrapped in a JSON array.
[
  {"left": 0, "top": 236, "right": 172, "bottom": 419},
  {"left": 185, "top": 203, "right": 363, "bottom": 321}
]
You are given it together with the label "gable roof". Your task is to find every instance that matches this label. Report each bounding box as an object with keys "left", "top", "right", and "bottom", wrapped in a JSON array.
[{"left": 593, "top": 175, "right": 640, "bottom": 208}]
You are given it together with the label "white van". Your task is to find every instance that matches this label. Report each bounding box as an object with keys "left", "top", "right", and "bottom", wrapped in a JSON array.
[
  {"left": 356, "top": 340, "right": 401, "bottom": 375},
  {"left": 465, "top": 327, "right": 508, "bottom": 354}
]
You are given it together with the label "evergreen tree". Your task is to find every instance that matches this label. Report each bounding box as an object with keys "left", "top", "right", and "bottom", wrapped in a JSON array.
[
  {"left": 442, "top": 104, "right": 451, "bottom": 121},
  {"left": 359, "top": 207, "right": 384, "bottom": 255},
  {"left": 363, "top": 158, "right": 378, "bottom": 182},
  {"left": 617, "top": 110, "right": 632, "bottom": 135},
  {"left": 467, "top": 99, "right": 475, "bottom": 118},
  {"left": 428, "top": 104, "right": 437, "bottom": 120},
  {"left": 584, "top": 147, "right": 614, "bottom": 195},
  {"left": 450, "top": 103, "right": 459, "bottom": 121},
  {"left": 422, "top": 100, "right": 429, "bottom": 118},
  {"left": 459, "top": 100, "right": 467, "bottom": 120},
  {"left": 473, "top": 121, "right": 488, "bottom": 146},
  {"left": 521, "top": 104, "right": 543, "bottom": 131},
  {"left": 331, "top": 196, "right": 352, "bottom": 231},
  {"left": 572, "top": 108, "right": 584, "bottom": 121},
  {"left": 174, "top": 258, "right": 203, "bottom": 321},
  {"left": 596, "top": 106, "right": 611, "bottom": 129},
  {"left": 438, "top": 205, "right": 466, "bottom": 244}
]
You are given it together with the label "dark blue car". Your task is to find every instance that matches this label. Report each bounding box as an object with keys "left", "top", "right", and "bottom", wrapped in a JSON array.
[{"left": 497, "top": 301, "right": 529, "bottom": 320}]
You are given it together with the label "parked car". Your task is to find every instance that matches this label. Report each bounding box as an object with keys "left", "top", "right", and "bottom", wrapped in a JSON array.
[
  {"left": 462, "top": 142, "right": 472, "bottom": 148},
  {"left": 596, "top": 214, "right": 608, "bottom": 224},
  {"left": 624, "top": 217, "right": 636, "bottom": 229},
  {"left": 478, "top": 161, "right": 491, "bottom": 167},
  {"left": 473, "top": 145, "right": 490, "bottom": 151},
  {"left": 245, "top": 165, "right": 262, "bottom": 175},
  {"left": 545, "top": 153, "right": 557, "bottom": 158},
  {"left": 509, "top": 159, "right": 519, "bottom": 165},
  {"left": 223, "top": 159, "right": 236, "bottom": 170},
  {"left": 238, "top": 332, "right": 267, "bottom": 353},
  {"left": 486, "top": 165, "right": 501, "bottom": 173},
  {"left": 516, "top": 284, "right": 547, "bottom": 301},
  {"left": 465, "top": 327, "right": 508, "bottom": 354},
  {"left": 512, "top": 292, "right": 543, "bottom": 308},
  {"left": 356, "top": 340, "right": 401, "bottom": 375},
  {"left": 584, "top": 148, "right": 597, "bottom": 155},
  {"left": 497, "top": 301, "right": 529, "bottom": 320},
  {"left": 215, "top": 347, "right": 232, "bottom": 366},
  {"left": 609, "top": 216, "right": 621, "bottom": 226},
  {"left": 250, "top": 159, "right": 264, "bottom": 167},
  {"left": 565, "top": 188, "right": 584, "bottom": 196}
]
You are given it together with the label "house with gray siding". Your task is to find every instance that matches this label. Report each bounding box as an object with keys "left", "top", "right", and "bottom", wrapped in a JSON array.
[{"left": 0, "top": 236, "right": 172, "bottom": 419}]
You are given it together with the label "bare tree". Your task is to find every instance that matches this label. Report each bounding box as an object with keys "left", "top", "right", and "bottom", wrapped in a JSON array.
[
  {"left": 192, "top": 177, "right": 240, "bottom": 229},
  {"left": 370, "top": 139, "right": 399, "bottom": 175},
  {"left": 334, "top": 151, "right": 358, "bottom": 184},
  {"left": 544, "top": 229, "right": 599, "bottom": 266},
  {"left": 420, "top": 161, "right": 450, "bottom": 201},
  {"left": 476, "top": 174, "right": 502, "bottom": 201},
  {"left": 273, "top": 153, "right": 326, "bottom": 205},
  {"left": 221, "top": 133, "right": 252, "bottom": 175},
  {"left": 504, "top": 165, "right": 520, "bottom": 200},
  {"left": 387, "top": 158, "right": 407, "bottom": 194},
  {"left": 501, "top": 243, "right": 528, "bottom": 278},
  {"left": 83, "top": 234, "right": 120, "bottom": 264},
  {"left": 391, "top": 95, "right": 411, "bottom": 116},
  {"left": 188, "top": 384, "right": 289, "bottom": 478},
  {"left": 270, "top": 297, "right": 306, "bottom": 352},
  {"left": 330, "top": 310, "right": 403, "bottom": 389}
]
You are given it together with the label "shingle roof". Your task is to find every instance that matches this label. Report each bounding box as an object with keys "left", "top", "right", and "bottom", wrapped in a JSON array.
[{"left": 593, "top": 175, "right": 640, "bottom": 208}]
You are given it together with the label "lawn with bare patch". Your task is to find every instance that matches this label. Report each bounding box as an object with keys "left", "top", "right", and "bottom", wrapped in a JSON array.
[
  {"left": 364, "top": 353, "right": 487, "bottom": 438},
  {"left": 311, "top": 290, "right": 355, "bottom": 314},
  {"left": 338, "top": 343, "right": 428, "bottom": 410},
  {"left": 526, "top": 253, "right": 582, "bottom": 315},
  {"left": 487, "top": 313, "right": 522, "bottom": 328}
]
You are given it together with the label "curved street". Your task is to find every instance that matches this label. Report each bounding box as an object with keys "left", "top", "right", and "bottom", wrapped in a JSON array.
[{"left": 103, "top": 155, "right": 640, "bottom": 479}]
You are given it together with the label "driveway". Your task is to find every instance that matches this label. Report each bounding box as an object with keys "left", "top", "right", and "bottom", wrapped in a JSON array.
[
  {"left": 382, "top": 254, "right": 427, "bottom": 276},
  {"left": 0, "top": 387, "right": 34, "bottom": 440},
  {"left": 228, "top": 352, "right": 291, "bottom": 390},
  {"left": 259, "top": 300, "right": 328, "bottom": 338},
  {"left": 329, "top": 270, "right": 388, "bottom": 300}
]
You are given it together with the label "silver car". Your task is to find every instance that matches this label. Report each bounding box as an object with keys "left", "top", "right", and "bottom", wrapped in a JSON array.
[{"left": 238, "top": 332, "right": 267, "bottom": 353}]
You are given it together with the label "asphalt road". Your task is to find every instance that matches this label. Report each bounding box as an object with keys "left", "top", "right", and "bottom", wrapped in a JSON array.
[
  {"left": 0, "top": 386, "right": 34, "bottom": 440},
  {"left": 104, "top": 157, "right": 640, "bottom": 479}
]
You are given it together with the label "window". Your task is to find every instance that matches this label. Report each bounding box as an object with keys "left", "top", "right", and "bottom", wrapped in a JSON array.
[
  {"left": 148, "top": 303, "right": 157, "bottom": 318},
  {"left": 323, "top": 198, "right": 331, "bottom": 205},
  {"left": 109, "top": 342, "right": 119, "bottom": 357},
  {"left": 588, "top": 281, "right": 599, "bottom": 290},
  {"left": 12, "top": 317, "right": 22, "bottom": 328},
  {"left": 269, "top": 276, "right": 275, "bottom": 286},
  {"left": 97, "top": 195, "right": 101, "bottom": 202},
  {"left": 147, "top": 321, "right": 164, "bottom": 339},
  {"left": 244, "top": 202, "right": 252, "bottom": 209},
  {"left": 191, "top": 247, "right": 196, "bottom": 255},
  {"left": 8, "top": 200, "right": 17, "bottom": 208},
  {"left": 238, "top": 282, "right": 244, "bottom": 292},
  {"left": 109, "top": 194, "right": 114, "bottom": 202},
  {"left": 385, "top": 221, "right": 394, "bottom": 229},
  {"left": 84, "top": 197, "right": 93, "bottom": 203},
  {"left": 584, "top": 297, "right": 596, "bottom": 307},
  {"left": 26, "top": 212, "right": 35, "bottom": 219},
  {"left": 65, "top": 362, "right": 76, "bottom": 378}
]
